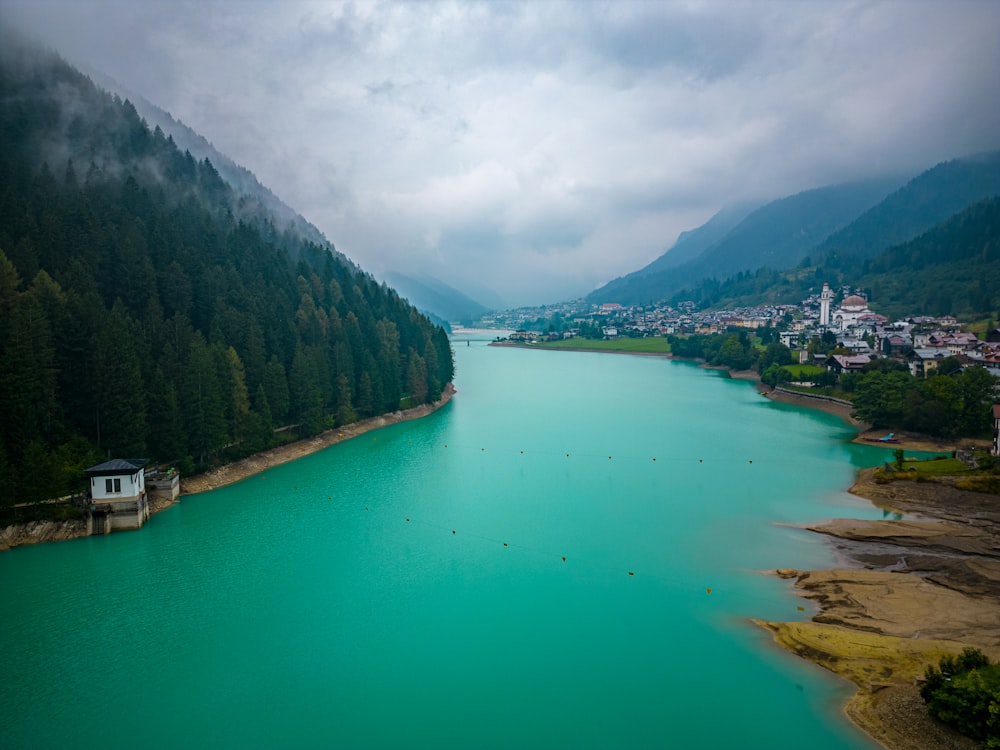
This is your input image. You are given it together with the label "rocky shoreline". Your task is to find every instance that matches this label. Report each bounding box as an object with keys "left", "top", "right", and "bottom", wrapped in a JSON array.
[{"left": 756, "top": 467, "right": 1000, "bottom": 749}]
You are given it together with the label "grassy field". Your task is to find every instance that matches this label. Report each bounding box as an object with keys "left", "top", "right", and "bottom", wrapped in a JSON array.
[
  {"left": 875, "top": 456, "right": 989, "bottom": 487},
  {"left": 781, "top": 364, "right": 825, "bottom": 379},
  {"left": 530, "top": 336, "right": 672, "bottom": 354}
]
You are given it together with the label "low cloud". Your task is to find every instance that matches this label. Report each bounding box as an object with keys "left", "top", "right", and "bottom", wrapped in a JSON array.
[{"left": 5, "top": 0, "right": 999, "bottom": 307}]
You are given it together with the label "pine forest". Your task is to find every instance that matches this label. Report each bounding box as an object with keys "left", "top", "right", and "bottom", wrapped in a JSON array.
[{"left": 0, "top": 38, "right": 455, "bottom": 507}]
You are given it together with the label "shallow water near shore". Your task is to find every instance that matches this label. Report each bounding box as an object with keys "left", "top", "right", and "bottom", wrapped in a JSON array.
[{"left": 0, "top": 334, "right": 901, "bottom": 749}]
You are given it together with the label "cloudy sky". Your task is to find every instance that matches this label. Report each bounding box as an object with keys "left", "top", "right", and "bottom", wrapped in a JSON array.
[{"left": 4, "top": 1, "right": 999, "bottom": 307}]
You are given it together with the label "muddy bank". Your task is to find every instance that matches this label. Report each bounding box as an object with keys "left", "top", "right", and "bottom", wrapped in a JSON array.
[{"left": 758, "top": 467, "right": 1000, "bottom": 749}]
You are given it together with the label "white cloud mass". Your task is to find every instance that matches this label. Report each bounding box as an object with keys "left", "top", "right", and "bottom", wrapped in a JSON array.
[{"left": 4, "top": 0, "right": 999, "bottom": 306}]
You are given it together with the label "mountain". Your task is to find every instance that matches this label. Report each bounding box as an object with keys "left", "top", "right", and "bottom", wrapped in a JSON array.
[
  {"left": 814, "top": 150, "right": 1000, "bottom": 261},
  {"left": 0, "top": 33, "right": 454, "bottom": 505},
  {"left": 642, "top": 201, "right": 761, "bottom": 274},
  {"left": 383, "top": 272, "right": 491, "bottom": 327},
  {"left": 592, "top": 201, "right": 758, "bottom": 303},
  {"left": 589, "top": 176, "right": 906, "bottom": 305},
  {"left": 665, "top": 195, "right": 1000, "bottom": 320},
  {"left": 92, "top": 74, "right": 335, "bottom": 253}
]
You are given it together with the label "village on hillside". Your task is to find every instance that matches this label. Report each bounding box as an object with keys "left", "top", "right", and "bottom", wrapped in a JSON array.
[
  {"left": 484, "top": 284, "right": 1000, "bottom": 459},
  {"left": 484, "top": 283, "right": 1000, "bottom": 381}
]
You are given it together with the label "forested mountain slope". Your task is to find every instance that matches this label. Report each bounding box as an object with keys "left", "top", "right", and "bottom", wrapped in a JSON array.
[
  {"left": 383, "top": 272, "right": 490, "bottom": 327},
  {"left": 106, "top": 81, "right": 334, "bottom": 252},
  {"left": 814, "top": 150, "right": 1000, "bottom": 261},
  {"left": 668, "top": 196, "right": 1000, "bottom": 320},
  {"left": 0, "top": 35, "right": 454, "bottom": 504}
]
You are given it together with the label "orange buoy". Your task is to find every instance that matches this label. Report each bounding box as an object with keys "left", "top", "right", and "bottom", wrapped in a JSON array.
[
  {"left": 797, "top": 606, "right": 805, "bottom": 611},
  {"left": 706, "top": 588, "right": 712, "bottom": 594}
]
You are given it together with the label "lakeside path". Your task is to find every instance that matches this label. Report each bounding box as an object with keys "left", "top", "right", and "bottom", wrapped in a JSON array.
[{"left": 494, "top": 341, "right": 1000, "bottom": 750}]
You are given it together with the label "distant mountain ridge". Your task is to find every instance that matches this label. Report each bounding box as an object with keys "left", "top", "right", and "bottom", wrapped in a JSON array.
[
  {"left": 813, "top": 150, "right": 1000, "bottom": 261},
  {"left": 383, "top": 272, "right": 492, "bottom": 326},
  {"left": 589, "top": 176, "right": 908, "bottom": 305},
  {"left": 668, "top": 194, "right": 1000, "bottom": 321}
]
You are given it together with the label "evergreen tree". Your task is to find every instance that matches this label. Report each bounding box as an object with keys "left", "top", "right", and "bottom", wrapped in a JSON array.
[{"left": 95, "top": 305, "right": 148, "bottom": 456}]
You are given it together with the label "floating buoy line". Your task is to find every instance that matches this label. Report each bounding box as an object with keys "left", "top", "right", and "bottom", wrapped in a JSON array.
[
  {"left": 269, "top": 439, "right": 779, "bottom": 599},
  {"left": 435, "top": 440, "right": 756, "bottom": 467}
]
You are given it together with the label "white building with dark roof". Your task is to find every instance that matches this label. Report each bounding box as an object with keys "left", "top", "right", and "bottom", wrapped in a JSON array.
[{"left": 85, "top": 458, "right": 150, "bottom": 533}]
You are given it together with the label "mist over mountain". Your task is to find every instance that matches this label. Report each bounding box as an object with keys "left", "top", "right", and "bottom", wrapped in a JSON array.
[
  {"left": 589, "top": 152, "right": 1000, "bottom": 308},
  {"left": 813, "top": 151, "right": 1000, "bottom": 261},
  {"left": 382, "top": 272, "right": 491, "bottom": 327},
  {"left": 589, "top": 177, "right": 907, "bottom": 305},
  {"left": 0, "top": 33, "right": 454, "bottom": 503},
  {"left": 93, "top": 75, "right": 335, "bottom": 253}
]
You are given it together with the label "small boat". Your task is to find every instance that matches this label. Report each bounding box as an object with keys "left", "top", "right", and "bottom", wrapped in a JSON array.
[{"left": 864, "top": 432, "right": 899, "bottom": 444}]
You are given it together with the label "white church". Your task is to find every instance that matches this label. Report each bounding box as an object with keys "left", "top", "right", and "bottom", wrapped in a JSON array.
[{"left": 819, "top": 283, "right": 882, "bottom": 332}]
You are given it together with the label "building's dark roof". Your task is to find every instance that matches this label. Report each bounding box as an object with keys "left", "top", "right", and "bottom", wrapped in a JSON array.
[{"left": 84, "top": 458, "right": 149, "bottom": 476}]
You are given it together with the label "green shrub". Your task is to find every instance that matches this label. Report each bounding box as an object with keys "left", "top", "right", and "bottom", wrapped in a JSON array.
[{"left": 921, "top": 648, "right": 1000, "bottom": 746}]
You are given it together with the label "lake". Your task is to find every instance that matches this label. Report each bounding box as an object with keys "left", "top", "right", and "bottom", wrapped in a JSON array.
[{"left": 0, "top": 332, "right": 891, "bottom": 749}]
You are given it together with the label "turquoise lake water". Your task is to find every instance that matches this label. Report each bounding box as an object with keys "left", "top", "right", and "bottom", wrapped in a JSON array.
[{"left": 0, "top": 333, "right": 900, "bottom": 749}]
